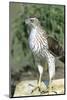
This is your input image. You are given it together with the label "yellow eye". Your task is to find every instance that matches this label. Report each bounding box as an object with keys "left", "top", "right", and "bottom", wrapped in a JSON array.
[{"left": 30, "top": 19, "right": 34, "bottom": 23}]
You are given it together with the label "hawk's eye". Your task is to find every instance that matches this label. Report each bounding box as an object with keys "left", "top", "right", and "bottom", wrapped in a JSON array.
[{"left": 30, "top": 19, "right": 34, "bottom": 23}]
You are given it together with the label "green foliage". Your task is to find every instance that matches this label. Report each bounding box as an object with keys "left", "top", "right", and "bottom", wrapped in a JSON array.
[{"left": 10, "top": 2, "right": 64, "bottom": 72}]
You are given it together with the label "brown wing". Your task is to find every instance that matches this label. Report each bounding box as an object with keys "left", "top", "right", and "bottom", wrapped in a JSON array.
[{"left": 47, "top": 36, "right": 64, "bottom": 57}]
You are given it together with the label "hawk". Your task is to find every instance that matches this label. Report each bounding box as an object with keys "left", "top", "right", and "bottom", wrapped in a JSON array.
[{"left": 25, "top": 17, "right": 55, "bottom": 93}]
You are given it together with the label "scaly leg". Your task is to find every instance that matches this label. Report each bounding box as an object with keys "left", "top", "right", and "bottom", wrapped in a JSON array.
[
  {"left": 47, "top": 52, "right": 56, "bottom": 94},
  {"left": 31, "top": 64, "right": 43, "bottom": 93},
  {"left": 38, "top": 64, "right": 43, "bottom": 88},
  {"left": 48, "top": 79, "right": 52, "bottom": 93}
]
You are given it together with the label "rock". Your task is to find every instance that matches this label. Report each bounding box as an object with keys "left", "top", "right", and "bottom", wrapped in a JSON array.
[
  {"left": 51, "top": 79, "right": 64, "bottom": 94},
  {"left": 13, "top": 79, "right": 64, "bottom": 97}
]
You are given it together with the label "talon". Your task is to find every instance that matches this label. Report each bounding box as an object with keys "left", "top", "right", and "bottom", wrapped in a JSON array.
[
  {"left": 45, "top": 85, "right": 57, "bottom": 94},
  {"left": 31, "top": 86, "right": 39, "bottom": 93},
  {"left": 52, "top": 91, "right": 57, "bottom": 94}
]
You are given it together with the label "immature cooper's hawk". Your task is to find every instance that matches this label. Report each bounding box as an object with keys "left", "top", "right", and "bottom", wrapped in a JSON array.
[{"left": 25, "top": 17, "right": 55, "bottom": 93}]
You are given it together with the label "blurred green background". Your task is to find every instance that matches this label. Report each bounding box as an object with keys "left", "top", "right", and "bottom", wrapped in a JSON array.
[{"left": 9, "top": 2, "right": 64, "bottom": 96}]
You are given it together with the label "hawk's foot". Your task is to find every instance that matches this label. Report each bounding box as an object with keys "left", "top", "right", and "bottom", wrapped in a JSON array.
[
  {"left": 31, "top": 81, "right": 47, "bottom": 94},
  {"left": 46, "top": 84, "right": 57, "bottom": 94}
]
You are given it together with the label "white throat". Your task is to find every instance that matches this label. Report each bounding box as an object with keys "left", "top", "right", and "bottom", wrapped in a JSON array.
[{"left": 29, "top": 27, "right": 38, "bottom": 52}]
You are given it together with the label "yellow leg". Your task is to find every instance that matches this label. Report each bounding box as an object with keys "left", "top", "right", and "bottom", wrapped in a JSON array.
[
  {"left": 38, "top": 74, "right": 41, "bottom": 87},
  {"left": 48, "top": 80, "right": 52, "bottom": 93},
  {"left": 31, "top": 65, "right": 43, "bottom": 93},
  {"left": 47, "top": 80, "right": 57, "bottom": 94},
  {"left": 31, "top": 73, "right": 42, "bottom": 93}
]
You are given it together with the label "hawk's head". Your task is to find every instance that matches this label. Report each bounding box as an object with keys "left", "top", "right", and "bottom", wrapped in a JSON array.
[{"left": 25, "top": 17, "right": 40, "bottom": 29}]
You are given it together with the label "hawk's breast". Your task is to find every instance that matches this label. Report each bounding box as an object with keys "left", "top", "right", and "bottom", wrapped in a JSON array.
[{"left": 29, "top": 28, "right": 48, "bottom": 54}]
